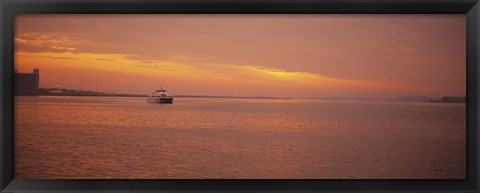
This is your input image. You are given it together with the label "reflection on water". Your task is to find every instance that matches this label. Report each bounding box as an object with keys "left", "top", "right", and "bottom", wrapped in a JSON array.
[{"left": 14, "top": 96, "right": 466, "bottom": 179}]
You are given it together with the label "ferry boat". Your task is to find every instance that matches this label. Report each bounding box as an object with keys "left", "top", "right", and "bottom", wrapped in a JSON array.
[{"left": 147, "top": 88, "right": 173, "bottom": 104}]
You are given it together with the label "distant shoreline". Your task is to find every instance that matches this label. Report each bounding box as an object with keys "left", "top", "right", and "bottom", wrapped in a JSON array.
[
  {"left": 15, "top": 94, "right": 468, "bottom": 103},
  {"left": 16, "top": 87, "right": 465, "bottom": 103},
  {"left": 174, "top": 95, "right": 292, "bottom": 100},
  {"left": 17, "top": 94, "right": 293, "bottom": 100}
]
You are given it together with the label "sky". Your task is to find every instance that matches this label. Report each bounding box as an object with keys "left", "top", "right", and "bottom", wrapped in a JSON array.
[{"left": 14, "top": 14, "right": 466, "bottom": 98}]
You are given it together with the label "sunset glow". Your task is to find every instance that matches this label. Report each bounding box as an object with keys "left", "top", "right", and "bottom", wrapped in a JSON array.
[
  {"left": 14, "top": 14, "right": 467, "bottom": 180},
  {"left": 15, "top": 14, "right": 466, "bottom": 98}
]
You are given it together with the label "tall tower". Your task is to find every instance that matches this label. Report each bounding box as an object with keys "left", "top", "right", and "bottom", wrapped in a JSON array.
[{"left": 33, "top": 68, "right": 39, "bottom": 89}]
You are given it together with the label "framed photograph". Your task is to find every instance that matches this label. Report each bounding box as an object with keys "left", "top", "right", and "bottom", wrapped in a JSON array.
[{"left": 1, "top": 0, "right": 479, "bottom": 192}]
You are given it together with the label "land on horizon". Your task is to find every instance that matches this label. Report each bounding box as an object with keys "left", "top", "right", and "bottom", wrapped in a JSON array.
[{"left": 19, "top": 87, "right": 466, "bottom": 103}]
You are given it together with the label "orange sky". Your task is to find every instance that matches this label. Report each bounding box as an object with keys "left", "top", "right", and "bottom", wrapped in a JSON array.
[{"left": 14, "top": 14, "right": 466, "bottom": 98}]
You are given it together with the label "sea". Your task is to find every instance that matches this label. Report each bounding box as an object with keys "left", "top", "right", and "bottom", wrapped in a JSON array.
[{"left": 14, "top": 96, "right": 466, "bottom": 179}]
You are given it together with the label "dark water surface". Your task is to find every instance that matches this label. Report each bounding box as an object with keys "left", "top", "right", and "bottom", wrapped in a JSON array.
[{"left": 14, "top": 96, "right": 466, "bottom": 179}]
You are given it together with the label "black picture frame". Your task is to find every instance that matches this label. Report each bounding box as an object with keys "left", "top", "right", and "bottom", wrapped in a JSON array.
[{"left": 1, "top": 0, "right": 479, "bottom": 192}]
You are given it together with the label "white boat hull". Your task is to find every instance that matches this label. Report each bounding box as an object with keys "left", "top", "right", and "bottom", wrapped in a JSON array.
[{"left": 147, "top": 97, "right": 173, "bottom": 104}]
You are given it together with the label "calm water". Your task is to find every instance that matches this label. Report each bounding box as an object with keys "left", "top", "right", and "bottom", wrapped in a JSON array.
[{"left": 14, "top": 96, "right": 466, "bottom": 179}]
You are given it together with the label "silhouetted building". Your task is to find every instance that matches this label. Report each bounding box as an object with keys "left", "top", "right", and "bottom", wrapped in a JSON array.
[{"left": 15, "top": 68, "right": 39, "bottom": 96}]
